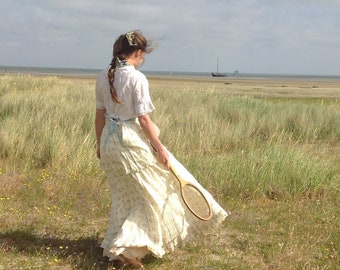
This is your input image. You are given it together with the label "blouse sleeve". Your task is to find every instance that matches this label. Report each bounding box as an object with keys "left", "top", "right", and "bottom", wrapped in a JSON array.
[{"left": 133, "top": 74, "right": 155, "bottom": 116}]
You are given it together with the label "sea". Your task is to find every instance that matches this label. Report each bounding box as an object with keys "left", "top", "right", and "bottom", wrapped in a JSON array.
[{"left": 1, "top": 65, "right": 340, "bottom": 81}]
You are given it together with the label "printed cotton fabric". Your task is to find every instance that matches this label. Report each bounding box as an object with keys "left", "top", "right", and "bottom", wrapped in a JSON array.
[{"left": 99, "top": 119, "right": 228, "bottom": 260}]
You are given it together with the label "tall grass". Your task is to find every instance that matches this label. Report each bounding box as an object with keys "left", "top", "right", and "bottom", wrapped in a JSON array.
[
  {"left": 151, "top": 87, "right": 339, "bottom": 200},
  {"left": 1, "top": 76, "right": 338, "bottom": 199},
  {"left": 1, "top": 75, "right": 339, "bottom": 269},
  {"left": 0, "top": 75, "right": 97, "bottom": 173}
]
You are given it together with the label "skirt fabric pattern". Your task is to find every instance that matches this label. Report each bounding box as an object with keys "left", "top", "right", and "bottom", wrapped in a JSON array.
[{"left": 100, "top": 118, "right": 228, "bottom": 260}]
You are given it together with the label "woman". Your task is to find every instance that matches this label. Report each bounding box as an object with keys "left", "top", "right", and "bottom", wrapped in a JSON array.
[{"left": 95, "top": 30, "right": 228, "bottom": 269}]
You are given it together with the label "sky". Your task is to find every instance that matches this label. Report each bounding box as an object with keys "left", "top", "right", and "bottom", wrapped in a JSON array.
[{"left": 1, "top": 0, "right": 340, "bottom": 75}]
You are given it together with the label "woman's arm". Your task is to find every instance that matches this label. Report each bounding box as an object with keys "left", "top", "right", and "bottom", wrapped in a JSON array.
[
  {"left": 95, "top": 108, "right": 106, "bottom": 159},
  {"left": 138, "top": 114, "right": 169, "bottom": 168}
]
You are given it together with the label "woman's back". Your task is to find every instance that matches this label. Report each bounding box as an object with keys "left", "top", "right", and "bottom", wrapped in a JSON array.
[{"left": 96, "top": 65, "right": 154, "bottom": 121}]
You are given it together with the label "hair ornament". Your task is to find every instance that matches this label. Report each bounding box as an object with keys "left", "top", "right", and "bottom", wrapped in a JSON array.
[{"left": 126, "top": 31, "right": 137, "bottom": 46}]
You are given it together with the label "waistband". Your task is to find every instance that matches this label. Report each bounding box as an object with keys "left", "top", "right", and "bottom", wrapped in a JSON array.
[{"left": 103, "top": 115, "right": 137, "bottom": 148}]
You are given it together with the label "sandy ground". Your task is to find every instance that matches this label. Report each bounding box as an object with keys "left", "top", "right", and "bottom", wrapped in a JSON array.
[{"left": 146, "top": 75, "right": 340, "bottom": 100}]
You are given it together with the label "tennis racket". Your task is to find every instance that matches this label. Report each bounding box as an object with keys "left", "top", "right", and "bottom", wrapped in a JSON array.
[
  {"left": 150, "top": 143, "right": 212, "bottom": 221},
  {"left": 169, "top": 164, "right": 213, "bottom": 221}
]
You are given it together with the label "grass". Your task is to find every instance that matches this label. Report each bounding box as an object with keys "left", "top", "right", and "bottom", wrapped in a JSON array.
[{"left": 0, "top": 74, "right": 339, "bottom": 269}]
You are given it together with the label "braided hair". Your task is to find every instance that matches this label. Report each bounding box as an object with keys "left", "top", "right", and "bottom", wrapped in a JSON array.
[{"left": 108, "top": 30, "right": 153, "bottom": 103}]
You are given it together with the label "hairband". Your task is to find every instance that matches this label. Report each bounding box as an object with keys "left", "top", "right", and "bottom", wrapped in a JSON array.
[{"left": 126, "top": 31, "right": 137, "bottom": 46}]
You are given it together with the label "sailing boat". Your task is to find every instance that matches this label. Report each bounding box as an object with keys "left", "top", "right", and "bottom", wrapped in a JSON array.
[{"left": 211, "top": 58, "right": 226, "bottom": 77}]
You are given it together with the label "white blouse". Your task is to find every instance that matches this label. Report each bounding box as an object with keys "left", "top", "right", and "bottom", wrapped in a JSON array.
[{"left": 96, "top": 65, "right": 155, "bottom": 120}]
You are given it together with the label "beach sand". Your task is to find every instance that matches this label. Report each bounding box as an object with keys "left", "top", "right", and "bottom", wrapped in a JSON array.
[{"left": 147, "top": 75, "right": 340, "bottom": 100}]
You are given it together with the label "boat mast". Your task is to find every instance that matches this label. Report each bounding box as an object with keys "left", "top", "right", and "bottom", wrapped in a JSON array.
[{"left": 216, "top": 57, "right": 219, "bottom": 73}]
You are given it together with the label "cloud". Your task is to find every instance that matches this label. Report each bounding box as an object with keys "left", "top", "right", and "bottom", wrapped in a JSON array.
[{"left": 1, "top": 0, "right": 340, "bottom": 74}]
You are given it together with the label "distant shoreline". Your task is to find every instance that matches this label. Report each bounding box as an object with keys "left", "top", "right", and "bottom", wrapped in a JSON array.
[
  {"left": 1, "top": 65, "right": 340, "bottom": 82},
  {"left": 1, "top": 66, "right": 339, "bottom": 100}
]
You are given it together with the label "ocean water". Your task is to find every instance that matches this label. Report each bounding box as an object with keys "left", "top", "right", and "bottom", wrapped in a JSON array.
[
  {"left": 0, "top": 66, "right": 101, "bottom": 77},
  {"left": 1, "top": 65, "right": 340, "bottom": 81}
]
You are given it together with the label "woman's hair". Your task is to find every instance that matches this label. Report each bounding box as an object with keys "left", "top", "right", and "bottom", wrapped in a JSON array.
[{"left": 108, "top": 30, "right": 154, "bottom": 103}]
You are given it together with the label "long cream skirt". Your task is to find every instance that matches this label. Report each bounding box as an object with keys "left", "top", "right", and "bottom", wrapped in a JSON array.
[{"left": 99, "top": 119, "right": 228, "bottom": 260}]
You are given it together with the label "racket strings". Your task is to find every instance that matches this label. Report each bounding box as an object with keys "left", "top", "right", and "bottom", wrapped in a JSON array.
[{"left": 182, "top": 185, "right": 211, "bottom": 220}]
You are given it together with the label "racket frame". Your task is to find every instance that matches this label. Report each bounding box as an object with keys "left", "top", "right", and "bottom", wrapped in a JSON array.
[
  {"left": 150, "top": 143, "right": 213, "bottom": 221},
  {"left": 169, "top": 165, "right": 213, "bottom": 221}
]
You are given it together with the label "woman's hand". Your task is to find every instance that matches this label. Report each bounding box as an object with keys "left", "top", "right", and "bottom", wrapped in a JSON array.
[{"left": 154, "top": 144, "right": 169, "bottom": 169}]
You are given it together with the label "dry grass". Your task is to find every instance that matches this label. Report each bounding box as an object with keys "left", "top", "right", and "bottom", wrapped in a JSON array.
[{"left": 0, "top": 74, "right": 339, "bottom": 269}]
